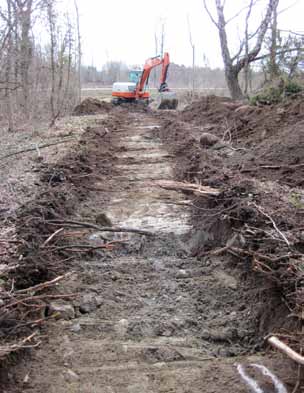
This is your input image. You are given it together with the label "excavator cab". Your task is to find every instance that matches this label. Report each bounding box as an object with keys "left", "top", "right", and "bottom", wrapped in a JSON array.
[{"left": 129, "top": 70, "right": 142, "bottom": 84}]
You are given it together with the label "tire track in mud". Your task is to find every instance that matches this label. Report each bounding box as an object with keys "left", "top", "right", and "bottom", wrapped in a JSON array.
[{"left": 7, "top": 111, "right": 296, "bottom": 393}]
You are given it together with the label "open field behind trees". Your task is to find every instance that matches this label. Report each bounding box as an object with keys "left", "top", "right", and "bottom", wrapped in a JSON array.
[{"left": 81, "top": 87, "right": 230, "bottom": 103}]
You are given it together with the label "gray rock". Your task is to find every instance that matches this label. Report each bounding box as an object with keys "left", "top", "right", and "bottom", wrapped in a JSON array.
[
  {"left": 64, "top": 369, "right": 80, "bottom": 383},
  {"left": 79, "top": 293, "right": 98, "bottom": 314},
  {"left": 95, "top": 296, "right": 103, "bottom": 306},
  {"left": 70, "top": 322, "right": 81, "bottom": 333},
  {"left": 175, "top": 269, "right": 190, "bottom": 279},
  {"left": 200, "top": 132, "right": 220, "bottom": 147},
  {"left": 49, "top": 302, "right": 75, "bottom": 320}
]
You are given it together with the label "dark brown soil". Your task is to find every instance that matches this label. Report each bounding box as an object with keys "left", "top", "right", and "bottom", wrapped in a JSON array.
[
  {"left": 73, "top": 98, "right": 113, "bottom": 115},
  {"left": 180, "top": 95, "right": 304, "bottom": 187}
]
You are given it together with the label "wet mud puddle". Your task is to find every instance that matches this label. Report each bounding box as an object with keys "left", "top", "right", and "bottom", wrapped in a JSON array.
[{"left": 19, "top": 112, "right": 292, "bottom": 393}]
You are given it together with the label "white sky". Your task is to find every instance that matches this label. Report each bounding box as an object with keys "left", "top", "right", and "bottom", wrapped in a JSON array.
[{"left": 75, "top": 0, "right": 303, "bottom": 69}]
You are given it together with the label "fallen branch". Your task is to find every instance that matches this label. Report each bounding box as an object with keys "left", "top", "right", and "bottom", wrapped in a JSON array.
[
  {"left": 268, "top": 336, "right": 304, "bottom": 366},
  {"left": 41, "top": 228, "right": 64, "bottom": 248},
  {"left": 0, "top": 239, "right": 24, "bottom": 244},
  {"left": 241, "top": 163, "right": 304, "bottom": 173},
  {"left": 0, "top": 332, "right": 40, "bottom": 358},
  {"left": 15, "top": 274, "right": 70, "bottom": 295},
  {"left": 48, "top": 219, "right": 154, "bottom": 236},
  {"left": 2, "top": 294, "right": 77, "bottom": 311},
  {"left": 154, "top": 180, "right": 220, "bottom": 196},
  {"left": 49, "top": 243, "right": 118, "bottom": 252},
  {"left": 0, "top": 138, "right": 74, "bottom": 161}
]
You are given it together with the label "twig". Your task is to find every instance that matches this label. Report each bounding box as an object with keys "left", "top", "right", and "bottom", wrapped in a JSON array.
[
  {"left": 252, "top": 203, "right": 290, "bottom": 247},
  {"left": 49, "top": 243, "right": 117, "bottom": 252},
  {"left": 0, "top": 239, "right": 24, "bottom": 244},
  {"left": 41, "top": 228, "right": 64, "bottom": 248},
  {"left": 15, "top": 274, "right": 70, "bottom": 295},
  {"left": 241, "top": 163, "right": 304, "bottom": 173},
  {"left": 0, "top": 139, "right": 74, "bottom": 161},
  {"left": 0, "top": 332, "right": 40, "bottom": 358},
  {"left": 2, "top": 294, "right": 77, "bottom": 310},
  {"left": 292, "top": 364, "right": 301, "bottom": 393},
  {"left": 48, "top": 219, "right": 154, "bottom": 236},
  {"left": 199, "top": 245, "right": 230, "bottom": 257}
]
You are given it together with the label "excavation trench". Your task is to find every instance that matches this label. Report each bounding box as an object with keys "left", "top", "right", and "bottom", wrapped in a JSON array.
[{"left": 7, "top": 110, "right": 296, "bottom": 392}]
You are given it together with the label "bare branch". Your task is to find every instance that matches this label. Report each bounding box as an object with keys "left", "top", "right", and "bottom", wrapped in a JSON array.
[{"left": 203, "top": 0, "right": 219, "bottom": 28}]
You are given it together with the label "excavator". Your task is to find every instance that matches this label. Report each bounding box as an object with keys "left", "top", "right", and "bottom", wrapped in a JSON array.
[{"left": 111, "top": 52, "right": 178, "bottom": 109}]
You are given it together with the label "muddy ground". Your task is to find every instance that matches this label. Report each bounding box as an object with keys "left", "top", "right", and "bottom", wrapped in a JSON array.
[{"left": 0, "top": 97, "right": 302, "bottom": 392}]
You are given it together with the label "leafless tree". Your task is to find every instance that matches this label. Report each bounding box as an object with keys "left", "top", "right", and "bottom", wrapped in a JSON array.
[
  {"left": 74, "top": 0, "right": 81, "bottom": 104},
  {"left": 203, "top": 0, "right": 279, "bottom": 99},
  {"left": 5, "top": 0, "right": 14, "bottom": 131},
  {"left": 187, "top": 15, "right": 195, "bottom": 95},
  {"left": 269, "top": 0, "right": 280, "bottom": 79},
  {"left": 46, "top": 0, "right": 56, "bottom": 122},
  {"left": 0, "top": 0, "right": 80, "bottom": 129},
  {"left": 17, "top": 0, "right": 33, "bottom": 116}
]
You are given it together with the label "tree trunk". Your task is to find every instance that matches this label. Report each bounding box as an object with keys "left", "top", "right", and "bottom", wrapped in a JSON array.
[
  {"left": 269, "top": 0, "right": 280, "bottom": 79},
  {"left": 47, "top": 2, "right": 56, "bottom": 122},
  {"left": 19, "top": 0, "right": 33, "bottom": 117},
  {"left": 204, "top": 0, "right": 277, "bottom": 100},
  {"left": 74, "top": 0, "right": 81, "bottom": 105},
  {"left": 5, "top": 0, "right": 14, "bottom": 132},
  {"left": 226, "top": 67, "right": 244, "bottom": 100}
]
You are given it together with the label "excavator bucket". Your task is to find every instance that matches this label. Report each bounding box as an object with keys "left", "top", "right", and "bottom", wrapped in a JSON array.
[{"left": 157, "top": 91, "right": 178, "bottom": 110}]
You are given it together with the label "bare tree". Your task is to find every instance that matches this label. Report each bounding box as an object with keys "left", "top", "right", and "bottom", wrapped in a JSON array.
[
  {"left": 0, "top": 0, "right": 80, "bottom": 129},
  {"left": 203, "top": 0, "right": 278, "bottom": 99},
  {"left": 269, "top": 0, "right": 280, "bottom": 79},
  {"left": 46, "top": 0, "right": 56, "bottom": 123},
  {"left": 187, "top": 15, "right": 195, "bottom": 95},
  {"left": 17, "top": 0, "right": 33, "bottom": 116},
  {"left": 74, "top": 0, "right": 81, "bottom": 104},
  {"left": 5, "top": 0, "right": 14, "bottom": 131},
  {"left": 152, "top": 18, "right": 166, "bottom": 87}
]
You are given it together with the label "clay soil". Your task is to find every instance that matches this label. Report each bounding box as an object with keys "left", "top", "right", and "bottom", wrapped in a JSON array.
[{"left": 0, "top": 97, "right": 302, "bottom": 392}]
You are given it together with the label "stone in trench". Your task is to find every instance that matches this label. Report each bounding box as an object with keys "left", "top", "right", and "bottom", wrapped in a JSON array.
[
  {"left": 49, "top": 302, "right": 75, "bottom": 320},
  {"left": 79, "top": 293, "right": 98, "bottom": 314},
  {"left": 175, "top": 269, "right": 190, "bottom": 279},
  {"left": 70, "top": 322, "right": 81, "bottom": 333},
  {"left": 64, "top": 369, "right": 80, "bottom": 383},
  {"left": 199, "top": 132, "right": 220, "bottom": 147}
]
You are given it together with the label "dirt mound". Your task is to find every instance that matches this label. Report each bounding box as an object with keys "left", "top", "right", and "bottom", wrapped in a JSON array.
[
  {"left": 155, "top": 96, "right": 304, "bottom": 355},
  {"left": 0, "top": 114, "right": 124, "bottom": 368},
  {"left": 180, "top": 95, "right": 304, "bottom": 187},
  {"left": 73, "top": 98, "right": 113, "bottom": 115}
]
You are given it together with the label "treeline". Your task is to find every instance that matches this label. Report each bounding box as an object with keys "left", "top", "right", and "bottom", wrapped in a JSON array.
[
  {"left": 0, "top": 0, "right": 81, "bottom": 131},
  {"left": 81, "top": 61, "right": 227, "bottom": 89}
]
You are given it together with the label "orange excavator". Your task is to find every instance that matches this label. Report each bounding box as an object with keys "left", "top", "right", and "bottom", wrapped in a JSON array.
[{"left": 111, "top": 52, "right": 178, "bottom": 109}]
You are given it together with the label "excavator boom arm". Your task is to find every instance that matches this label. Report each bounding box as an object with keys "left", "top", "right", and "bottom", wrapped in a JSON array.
[{"left": 136, "top": 52, "right": 171, "bottom": 97}]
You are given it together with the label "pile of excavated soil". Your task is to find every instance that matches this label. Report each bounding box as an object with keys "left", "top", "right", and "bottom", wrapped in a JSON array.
[
  {"left": 73, "top": 98, "right": 113, "bottom": 115},
  {"left": 0, "top": 114, "right": 123, "bottom": 364},
  {"left": 155, "top": 95, "right": 304, "bottom": 355},
  {"left": 179, "top": 95, "right": 304, "bottom": 187},
  {"left": 15, "top": 115, "right": 124, "bottom": 288}
]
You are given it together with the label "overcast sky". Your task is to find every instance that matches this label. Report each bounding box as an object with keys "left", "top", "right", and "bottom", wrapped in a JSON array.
[{"left": 75, "top": 0, "right": 303, "bottom": 69}]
